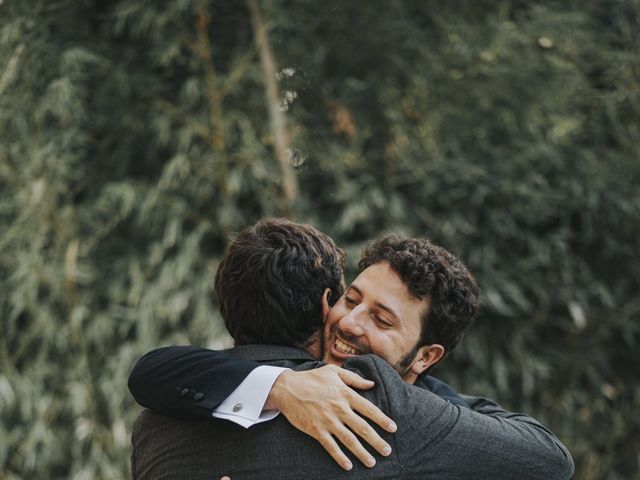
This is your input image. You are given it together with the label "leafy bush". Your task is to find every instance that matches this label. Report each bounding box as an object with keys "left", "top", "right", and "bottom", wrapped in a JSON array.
[{"left": 1, "top": 1, "right": 638, "bottom": 478}]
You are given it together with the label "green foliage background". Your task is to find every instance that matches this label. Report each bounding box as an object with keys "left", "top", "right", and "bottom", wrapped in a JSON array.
[{"left": 1, "top": 1, "right": 638, "bottom": 478}]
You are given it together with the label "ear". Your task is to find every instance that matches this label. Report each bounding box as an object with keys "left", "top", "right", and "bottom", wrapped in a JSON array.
[
  {"left": 409, "top": 344, "right": 445, "bottom": 377},
  {"left": 321, "top": 288, "right": 332, "bottom": 321}
]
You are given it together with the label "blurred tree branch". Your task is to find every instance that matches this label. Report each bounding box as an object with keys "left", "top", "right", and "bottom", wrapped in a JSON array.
[
  {"left": 195, "top": 7, "right": 224, "bottom": 151},
  {"left": 0, "top": 44, "right": 24, "bottom": 96},
  {"left": 221, "top": 46, "right": 256, "bottom": 99},
  {"left": 152, "top": 97, "right": 211, "bottom": 143},
  {"left": 247, "top": 0, "right": 298, "bottom": 215}
]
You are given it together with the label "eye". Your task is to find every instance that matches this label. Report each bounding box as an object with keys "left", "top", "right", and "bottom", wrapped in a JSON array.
[
  {"left": 374, "top": 315, "right": 393, "bottom": 328},
  {"left": 344, "top": 296, "right": 357, "bottom": 306}
]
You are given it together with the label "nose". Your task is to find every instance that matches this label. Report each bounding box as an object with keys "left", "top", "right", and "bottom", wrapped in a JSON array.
[{"left": 338, "top": 305, "right": 366, "bottom": 337}]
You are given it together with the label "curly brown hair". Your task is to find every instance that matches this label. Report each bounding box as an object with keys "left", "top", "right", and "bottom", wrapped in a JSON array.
[
  {"left": 215, "top": 218, "right": 345, "bottom": 348},
  {"left": 359, "top": 235, "right": 479, "bottom": 355}
]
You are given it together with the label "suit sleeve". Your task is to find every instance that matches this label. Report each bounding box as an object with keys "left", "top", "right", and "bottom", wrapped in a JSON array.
[
  {"left": 344, "top": 355, "right": 574, "bottom": 480},
  {"left": 127, "top": 346, "right": 261, "bottom": 419},
  {"left": 415, "top": 374, "right": 470, "bottom": 408}
]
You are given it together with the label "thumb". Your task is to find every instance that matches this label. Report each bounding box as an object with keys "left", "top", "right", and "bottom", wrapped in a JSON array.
[{"left": 337, "top": 368, "right": 375, "bottom": 390}]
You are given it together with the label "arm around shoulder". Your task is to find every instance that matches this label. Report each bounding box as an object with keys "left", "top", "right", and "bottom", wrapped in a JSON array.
[
  {"left": 343, "top": 355, "right": 574, "bottom": 480},
  {"left": 460, "top": 394, "right": 574, "bottom": 479},
  {"left": 128, "top": 345, "right": 260, "bottom": 419}
]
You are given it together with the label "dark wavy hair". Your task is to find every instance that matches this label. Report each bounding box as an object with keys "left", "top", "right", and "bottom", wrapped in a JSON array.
[
  {"left": 359, "top": 236, "right": 479, "bottom": 355},
  {"left": 215, "top": 218, "right": 345, "bottom": 348}
]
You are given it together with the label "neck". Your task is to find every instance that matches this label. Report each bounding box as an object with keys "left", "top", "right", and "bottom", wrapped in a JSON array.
[
  {"left": 302, "top": 331, "right": 322, "bottom": 359},
  {"left": 402, "top": 371, "right": 418, "bottom": 384}
]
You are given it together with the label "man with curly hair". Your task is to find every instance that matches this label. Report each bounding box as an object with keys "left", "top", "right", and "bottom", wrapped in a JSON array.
[{"left": 323, "top": 236, "right": 479, "bottom": 383}]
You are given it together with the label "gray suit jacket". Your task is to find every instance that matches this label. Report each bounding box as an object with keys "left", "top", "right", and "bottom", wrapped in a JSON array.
[{"left": 131, "top": 345, "right": 573, "bottom": 480}]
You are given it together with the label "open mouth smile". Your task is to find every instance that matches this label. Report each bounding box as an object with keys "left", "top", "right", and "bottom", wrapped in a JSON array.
[{"left": 333, "top": 336, "right": 362, "bottom": 356}]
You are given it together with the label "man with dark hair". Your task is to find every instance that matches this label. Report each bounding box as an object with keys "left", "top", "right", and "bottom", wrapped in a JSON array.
[
  {"left": 360, "top": 236, "right": 480, "bottom": 355},
  {"left": 130, "top": 219, "right": 573, "bottom": 479},
  {"left": 214, "top": 218, "right": 346, "bottom": 352},
  {"left": 324, "top": 236, "right": 480, "bottom": 382},
  {"left": 131, "top": 219, "right": 397, "bottom": 471}
]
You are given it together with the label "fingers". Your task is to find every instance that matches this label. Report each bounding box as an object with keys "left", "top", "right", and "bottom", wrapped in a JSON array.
[
  {"left": 336, "top": 367, "right": 375, "bottom": 390},
  {"left": 274, "top": 365, "right": 397, "bottom": 470},
  {"left": 342, "top": 410, "right": 392, "bottom": 458},
  {"left": 316, "top": 433, "right": 353, "bottom": 471},
  {"left": 349, "top": 393, "right": 397, "bottom": 433},
  {"left": 332, "top": 424, "right": 378, "bottom": 468}
]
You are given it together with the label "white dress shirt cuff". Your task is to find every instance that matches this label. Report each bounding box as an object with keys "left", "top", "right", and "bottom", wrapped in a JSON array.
[{"left": 211, "top": 365, "right": 289, "bottom": 428}]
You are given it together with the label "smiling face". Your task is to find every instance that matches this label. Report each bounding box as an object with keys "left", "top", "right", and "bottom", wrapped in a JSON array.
[{"left": 322, "top": 261, "right": 443, "bottom": 383}]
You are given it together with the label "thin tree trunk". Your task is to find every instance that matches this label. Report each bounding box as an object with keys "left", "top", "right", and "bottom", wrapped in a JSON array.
[
  {"left": 196, "top": 8, "right": 225, "bottom": 151},
  {"left": 247, "top": 0, "right": 298, "bottom": 214}
]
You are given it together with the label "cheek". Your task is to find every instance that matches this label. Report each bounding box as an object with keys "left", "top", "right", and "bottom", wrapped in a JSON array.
[
  {"left": 325, "top": 307, "right": 343, "bottom": 328},
  {"left": 381, "top": 334, "right": 408, "bottom": 361},
  {"left": 359, "top": 327, "right": 384, "bottom": 351}
]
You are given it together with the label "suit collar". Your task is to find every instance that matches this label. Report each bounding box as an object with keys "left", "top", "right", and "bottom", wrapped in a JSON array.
[{"left": 227, "top": 344, "right": 318, "bottom": 362}]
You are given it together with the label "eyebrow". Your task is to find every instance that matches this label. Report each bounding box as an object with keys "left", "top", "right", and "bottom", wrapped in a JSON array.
[{"left": 349, "top": 285, "right": 400, "bottom": 321}]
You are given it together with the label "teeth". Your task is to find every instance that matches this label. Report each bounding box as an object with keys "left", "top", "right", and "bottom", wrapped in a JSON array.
[{"left": 335, "top": 338, "right": 358, "bottom": 355}]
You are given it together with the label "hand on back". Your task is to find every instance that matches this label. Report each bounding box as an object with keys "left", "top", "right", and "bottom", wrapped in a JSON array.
[{"left": 265, "top": 364, "right": 397, "bottom": 471}]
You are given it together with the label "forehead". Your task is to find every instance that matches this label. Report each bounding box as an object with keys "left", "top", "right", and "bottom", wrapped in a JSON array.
[{"left": 351, "top": 262, "right": 429, "bottom": 323}]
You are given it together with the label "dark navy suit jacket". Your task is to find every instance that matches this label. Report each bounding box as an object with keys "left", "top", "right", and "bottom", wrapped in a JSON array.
[
  {"left": 130, "top": 345, "right": 574, "bottom": 480},
  {"left": 127, "top": 345, "right": 469, "bottom": 419}
]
